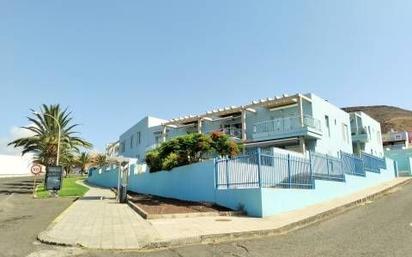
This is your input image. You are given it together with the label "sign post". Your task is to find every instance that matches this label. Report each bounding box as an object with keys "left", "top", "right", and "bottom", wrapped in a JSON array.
[
  {"left": 31, "top": 164, "right": 42, "bottom": 197},
  {"left": 45, "top": 166, "right": 64, "bottom": 197}
]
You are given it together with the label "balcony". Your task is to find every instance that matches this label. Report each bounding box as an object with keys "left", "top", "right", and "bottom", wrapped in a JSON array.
[
  {"left": 206, "top": 127, "right": 242, "bottom": 140},
  {"left": 351, "top": 127, "right": 369, "bottom": 143},
  {"left": 252, "top": 115, "right": 322, "bottom": 141}
]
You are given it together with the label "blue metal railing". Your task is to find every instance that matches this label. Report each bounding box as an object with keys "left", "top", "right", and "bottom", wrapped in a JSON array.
[
  {"left": 341, "top": 151, "right": 365, "bottom": 176},
  {"left": 216, "top": 149, "right": 388, "bottom": 190},
  {"left": 361, "top": 152, "right": 386, "bottom": 173},
  {"left": 216, "top": 149, "right": 312, "bottom": 190},
  {"left": 310, "top": 152, "right": 345, "bottom": 181}
]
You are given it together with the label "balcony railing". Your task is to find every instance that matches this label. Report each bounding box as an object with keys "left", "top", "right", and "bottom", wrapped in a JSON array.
[
  {"left": 206, "top": 127, "right": 242, "bottom": 139},
  {"left": 253, "top": 115, "right": 322, "bottom": 138},
  {"left": 351, "top": 127, "right": 369, "bottom": 142}
]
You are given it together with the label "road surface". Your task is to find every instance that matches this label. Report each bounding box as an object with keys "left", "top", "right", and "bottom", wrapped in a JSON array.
[{"left": 1, "top": 176, "right": 412, "bottom": 257}]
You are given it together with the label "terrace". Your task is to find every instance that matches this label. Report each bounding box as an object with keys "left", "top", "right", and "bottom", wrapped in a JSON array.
[{"left": 251, "top": 115, "right": 322, "bottom": 141}]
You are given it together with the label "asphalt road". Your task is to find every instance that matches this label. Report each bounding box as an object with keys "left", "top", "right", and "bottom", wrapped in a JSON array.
[
  {"left": 82, "top": 180, "right": 412, "bottom": 257},
  {"left": 2, "top": 176, "right": 412, "bottom": 257},
  {"left": 0, "top": 176, "right": 74, "bottom": 257}
]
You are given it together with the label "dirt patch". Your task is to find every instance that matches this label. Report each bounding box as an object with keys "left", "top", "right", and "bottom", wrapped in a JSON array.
[{"left": 127, "top": 192, "right": 232, "bottom": 215}]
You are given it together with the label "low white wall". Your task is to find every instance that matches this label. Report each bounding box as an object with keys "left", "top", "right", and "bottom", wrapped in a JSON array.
[{"left": 0, "top": 154, "right": 33, "bottom": 177}]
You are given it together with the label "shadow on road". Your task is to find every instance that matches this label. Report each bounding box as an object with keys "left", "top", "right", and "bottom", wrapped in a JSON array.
[{"left": 0, "top": 177, "right": 43, "bottom": 195}]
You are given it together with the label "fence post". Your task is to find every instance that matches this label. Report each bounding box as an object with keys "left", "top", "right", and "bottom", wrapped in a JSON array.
[
  {"left": 214, "top": 158, "right": 218, "bottom": 189},
  {"left": 309, "top": 151, "right": 314, "bottom": 189},
  {"left": 394, "top": 161, "right": 399, "bottom": 177},
  {"left": 326, "top": 154, "right": 330, "bottom": 177},
  {"left": 225, "top": 159, "right": 230, "bottom": 189},
  {"left": 257, "top": 148, "right": 262, "bottom": 188},
  {"left": 287, "top": 154, "right": 291, "bottom": 188}
]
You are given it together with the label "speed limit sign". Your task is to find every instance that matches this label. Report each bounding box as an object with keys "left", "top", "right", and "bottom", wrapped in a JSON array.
[{"left": 31, "top": 164, "right": 42, "bottom": 175}]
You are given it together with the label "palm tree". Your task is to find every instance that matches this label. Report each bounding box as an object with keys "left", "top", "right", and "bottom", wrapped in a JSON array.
[
  {"left": 77, "top": 152, "right": 91, "bottom": 175},
  {"left": 93, "top": 153, "right": 109, "bottom": 169},
  {"left": 8, "top": 104, "right": 92, "bottom": 166}
]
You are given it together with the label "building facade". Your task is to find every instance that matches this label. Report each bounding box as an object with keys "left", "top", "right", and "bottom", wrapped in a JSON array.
[
  {"left": 348, "top": 111, "right": 384, "bottom": 157},
  {"left": 382, "top": 130, "right": 411, "bottom": 150},
  {"left": 118, "top": 93, "right": 364, "bottom": 161}
]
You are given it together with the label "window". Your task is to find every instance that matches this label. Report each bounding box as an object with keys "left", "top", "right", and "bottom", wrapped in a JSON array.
[
  {"left": 342, "top": 123, "right": 349, "bottom": 143},
  {"left": 325, "top": 115, "right": 331, "bottom": 137},
  {"left": 136, "top": 131, "right": 141, "bottom": 145},
  {"left": 120, "top": 141, "right": 125, "bottom": 153},
  {"left": 130, "top": 135, "right": 134, "bottom": 148},
  {"left": 368, "top": 126, "right": 371, "bottom": 140}
]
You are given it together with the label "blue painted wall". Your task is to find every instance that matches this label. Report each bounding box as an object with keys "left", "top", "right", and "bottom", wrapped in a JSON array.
[
  {"left": 128, "top": 160, "right": 216, "bottom": 202},
  {"left": 87, "top": 166, "right": 119, "bottom": 188},
  {"left": 385, "top": 149, "right": 412, "bottom": 176},
  {"left": 260, "top": 158, "right": 396, "bottom": 217},
  {"left": 88, "top": 158, "right": 397, "bottom": 218}
]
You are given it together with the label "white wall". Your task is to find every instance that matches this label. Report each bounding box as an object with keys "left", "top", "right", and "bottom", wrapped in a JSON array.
[
  {"left": 0, "top": 154, "right": 33, "bottom": 177},
  {"left": 309, "top": 94, "right": 353, "bottom": 157},
  {"left": 119, "top": 116, "right": 166, "bottom": 161},
  {"left": 358, "top": 112, "right": 384, "bottom": 157}
]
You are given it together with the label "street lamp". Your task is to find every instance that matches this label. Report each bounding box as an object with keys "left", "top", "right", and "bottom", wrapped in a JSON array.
[{"left": 33, "top": 111, "right": 61, "bottom": 166}]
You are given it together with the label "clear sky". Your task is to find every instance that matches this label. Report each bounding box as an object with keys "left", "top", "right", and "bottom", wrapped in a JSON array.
[{"left": 1, "top": 0, "right": 411, "bottom": 153}]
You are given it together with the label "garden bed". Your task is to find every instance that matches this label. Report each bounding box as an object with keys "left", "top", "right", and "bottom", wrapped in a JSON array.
[{"left": 126, "top": 192, "right": 242, "bottom": 219}]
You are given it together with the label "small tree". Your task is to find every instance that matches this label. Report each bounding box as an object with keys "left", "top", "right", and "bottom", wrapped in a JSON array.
[
  {"left": 77, "top": 152, "right": 91, "bottom": 175},
  {"left": 145, "top": 132, "right": 242, "bottom": 172},
  {"left": 93, "top": 153, "right": 109, "bottom": 169},
  {"left": 210, "top": 131, "right": 242, "bottom": 157}
]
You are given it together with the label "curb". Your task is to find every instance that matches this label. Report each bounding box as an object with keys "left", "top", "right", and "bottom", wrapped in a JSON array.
[{"left": 37, "top": 178, "right": 412, "bottom": 250}]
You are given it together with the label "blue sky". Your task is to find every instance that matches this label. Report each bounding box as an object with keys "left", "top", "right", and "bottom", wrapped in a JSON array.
[{"left": 1, "top": 0, "right": 411, "bottom": 153}]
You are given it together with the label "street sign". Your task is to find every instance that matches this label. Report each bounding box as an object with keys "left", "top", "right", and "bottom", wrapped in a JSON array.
[
  {"left": 31, "top": 164, "right": 42, "bottom": 175},
  {"left": 45, "top": 166, "right": 63, "bottom": 191}
]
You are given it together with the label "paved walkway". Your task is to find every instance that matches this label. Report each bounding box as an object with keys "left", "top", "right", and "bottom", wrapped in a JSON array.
[
  {"left": 38, "top": 181, "right": 161, "bottom": 249},
  {"left": 38, "top": 177, "right": 411, "bottom": 250}
]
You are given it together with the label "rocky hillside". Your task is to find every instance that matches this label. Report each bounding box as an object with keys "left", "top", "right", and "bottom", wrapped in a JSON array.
[{"left": 342, "top": 105, "right": 412, "bottom": 133}]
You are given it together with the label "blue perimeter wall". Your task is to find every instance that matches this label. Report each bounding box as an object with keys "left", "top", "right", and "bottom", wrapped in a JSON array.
[
  {"left": 88, "top": 158, "right": 397, "bottom": 217},
  {"left": 385, "top": 149, "right": 412, "bottom": 176}
]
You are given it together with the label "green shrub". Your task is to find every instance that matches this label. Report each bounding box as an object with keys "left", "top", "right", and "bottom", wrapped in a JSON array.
[
  {"left": 145, "top": 149, "right": 162, "bottom": 172},
  {"left": 162, "top": 152, "right": 179, "bottom": 170},
  {"left": 145, "top": 132, "right": 243, "bottom": 172}
]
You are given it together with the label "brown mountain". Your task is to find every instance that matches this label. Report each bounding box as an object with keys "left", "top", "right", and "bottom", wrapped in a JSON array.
[{"left": 342, "top": 105, "right": 412, "bottom": 133}]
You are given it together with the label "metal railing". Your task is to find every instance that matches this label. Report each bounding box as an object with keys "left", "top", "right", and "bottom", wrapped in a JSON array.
[
  {"left": 341, "top": 151, "right": 365, "bottom": 176},
  {"left": 361, "top": 152, "right": 386, "bottom": 173},
  {"left": 310, "top": 152, "right": 345, "bottom": 181},
  {"left": 207, "top": 127, "right": 242, "bottom": 138},
  {"left": 216, "top": 149, "right": 389, "bottom": 190},
  {"left": 253, "top": 115, "right": 322, "bottom": 136},
  {"left": 215, "top": 149, "right": 313, "bottom": 190}
]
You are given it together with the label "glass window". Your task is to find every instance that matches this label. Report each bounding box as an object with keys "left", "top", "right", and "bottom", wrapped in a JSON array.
[
  {"left": 342, "top": 123, "right": 349, "bottom": 143},
  {"left": 137, "top": 131, "right": 141, "bottom": 144},
  {"left": 325, "top": 115, "right": 331, "bottom": 137},
  {"left": 120, "top": 141, "right": 125, "bottom": 153},
  {"left": 130, "top": 135, "right": 134, "bottom": 148}
]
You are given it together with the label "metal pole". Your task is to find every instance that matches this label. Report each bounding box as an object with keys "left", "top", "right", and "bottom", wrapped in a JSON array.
[
  {"left": 257, "top": 148, "right": 262, "bottom": 188},
  {"left": 326, "top": 154, "right": 330, "bottom": 177},
  {"left": 287, "top": 154, "right": 291, "bottom": 188},
  {"left": 225, "top": 159, "right": 230, "bottom": 189},
  {"left": 308, "top": 151, "right": 314, "bottom": 189}
]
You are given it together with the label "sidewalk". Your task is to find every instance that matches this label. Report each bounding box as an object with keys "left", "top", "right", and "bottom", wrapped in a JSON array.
[{"left": 38, "top": 177, "right": 411, "bottom": 250}]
